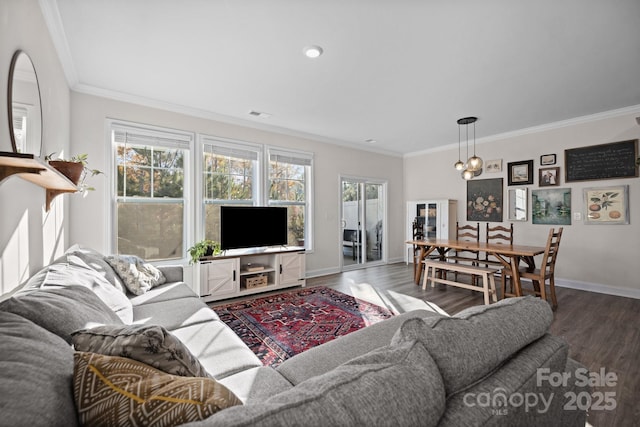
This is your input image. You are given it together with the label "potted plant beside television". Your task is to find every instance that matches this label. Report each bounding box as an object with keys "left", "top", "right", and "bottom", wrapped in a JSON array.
[
  {"left": 45, "top": 152, "right": 103, "bottom": 195},
  {"left": 188, "top": 239, "right": 222, "bottom": 264}
]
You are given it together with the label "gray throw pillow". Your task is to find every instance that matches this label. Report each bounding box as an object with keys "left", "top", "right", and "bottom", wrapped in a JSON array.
[
  {"left": 203, "top": 339, "right": 446, "bottom": 427},
  {"left": 391, "top": 296, "right": 553, "bottom": 396},
  {"left": 0, "top": 311, "right": 79, "bottom": 427},
  {"left": 105, "top": 255, "right": 166, "bottom": 295},
  {"left": 0, "top": 285, "right": 123, "bottom": 343},
  {"left": 71, "top": 324, "right": 210, "bottom": 377}
]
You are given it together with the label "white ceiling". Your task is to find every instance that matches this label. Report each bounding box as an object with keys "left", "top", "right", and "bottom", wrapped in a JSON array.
[{"left": 42, "top": 0, "right": 640, "bottom": 156}]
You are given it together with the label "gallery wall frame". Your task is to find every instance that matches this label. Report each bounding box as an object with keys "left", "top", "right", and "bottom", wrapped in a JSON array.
[
  {"left": 508, "top": 160, "right": 534, "bottom": 186},
  {"left": 584, "top": 185, "right": 629, "bottom": 225},
  {"left": 485, "top": 159, "right": 502, "bottom": 173},
  {"left": 539, "top": 167, "right": 560, "bottom": 187},
  {"left": 540, "top": 154, "right": 556, "bottom": 165},
  {"left": 508, "top": 188, "right": 527, "bottom": 221},
  {"left": 565, "top": 139, "right": 638, "bottom": 182},
  {"left": 532, "top": 188, "right": 571, "bottom": 225},
  {"left": 467, "top": 178, "right": 503, "bottom": 222}
]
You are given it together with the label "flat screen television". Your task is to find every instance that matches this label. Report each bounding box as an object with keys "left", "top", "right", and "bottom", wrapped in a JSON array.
[{"left": 220, "top": 206, "right": 288, "bottom": 250}]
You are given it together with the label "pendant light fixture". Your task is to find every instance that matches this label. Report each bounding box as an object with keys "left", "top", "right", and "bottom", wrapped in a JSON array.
[
  {"left": 457, "top": 116, "right": 482, "bottom": 180},
  {"left": 454, "top": 122, "right": 465, "bottom": 170}
]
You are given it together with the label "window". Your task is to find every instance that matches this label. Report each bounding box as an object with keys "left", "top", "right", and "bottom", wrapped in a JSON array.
[
  {"left": 111, "top": 123, "right": 192, "bottom": 261},
  {"left": 12, "top": 106, "right": 28, "bottom": 153},
  {"left": 201, "top": 137, "right": 261, "bottom": 242},
  {"left": 268, "top": 148, "right": 313, "bottom": 248}
]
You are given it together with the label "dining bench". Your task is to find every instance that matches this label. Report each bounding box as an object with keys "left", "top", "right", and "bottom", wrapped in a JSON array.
[{"left": 422, "top": 260, "right": 499, "bottom": 305}]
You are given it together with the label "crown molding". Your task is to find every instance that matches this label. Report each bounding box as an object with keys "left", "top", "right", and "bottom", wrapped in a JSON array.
[
  {"left": 404, "top": 104, "right": 640, "bottom": 158},
  {"left": 39, "top": 0, "right": 78, "bottom": 87},
  {"left": 72, "top": 82, "right": 403, "bottom": 158}
]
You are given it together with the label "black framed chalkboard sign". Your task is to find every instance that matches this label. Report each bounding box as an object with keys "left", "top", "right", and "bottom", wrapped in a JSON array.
[{"left": 565, "top": 139, "right": 638, "bottom": 182}]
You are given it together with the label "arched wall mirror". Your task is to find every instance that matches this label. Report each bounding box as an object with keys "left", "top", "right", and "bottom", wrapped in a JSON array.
[{"left": 7, "top": 50, "right": 43, "bottom": 157}]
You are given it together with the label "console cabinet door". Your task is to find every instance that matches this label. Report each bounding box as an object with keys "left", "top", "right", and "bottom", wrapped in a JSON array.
[
  {"left": 200, "top": 258, "right": 239, "bottom": 298},
  {"left": 278, "top": 252, "right": 305, "bottom": 286}
]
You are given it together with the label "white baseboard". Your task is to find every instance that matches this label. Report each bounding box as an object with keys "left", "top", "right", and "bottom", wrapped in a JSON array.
[
  {"left": 306, "top": 267, "right": 341, "bottom": 279},
  {"left": 555, "top": 278, "right": 640, "bottom": 300}
]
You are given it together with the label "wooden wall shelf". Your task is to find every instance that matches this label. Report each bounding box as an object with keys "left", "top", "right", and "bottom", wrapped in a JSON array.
[{"left": 0, "top": 151, "right": 78, "bottom": 211}]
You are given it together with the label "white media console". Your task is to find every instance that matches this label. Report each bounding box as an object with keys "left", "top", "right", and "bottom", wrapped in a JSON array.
[{"left": 198, "top": 247, "right": 306, "bottom": 302}]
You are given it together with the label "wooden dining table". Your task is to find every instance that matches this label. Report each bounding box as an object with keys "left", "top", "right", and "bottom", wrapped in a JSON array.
[{"left": 407, "top": 238, "right": 547, "bottom": 297}]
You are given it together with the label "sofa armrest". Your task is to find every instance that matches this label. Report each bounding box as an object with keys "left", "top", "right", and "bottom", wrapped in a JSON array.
[
  {"left": 275, "top": 309, "right": 442, "bottom": 385},
  {"left": 158, "top": 265, "right": 183, "bottom": 283}
]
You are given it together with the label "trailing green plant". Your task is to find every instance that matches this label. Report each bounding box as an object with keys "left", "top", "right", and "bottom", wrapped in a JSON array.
[
  {"left": 45, "top": 152, "right": 104, "bottom": 194},
  {"left": 187, "top": 239, "right": 221, "bottom": 264}
]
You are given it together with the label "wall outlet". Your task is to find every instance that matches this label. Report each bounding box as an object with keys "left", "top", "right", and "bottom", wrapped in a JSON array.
[{"left": 573, "top": 212, "right": 582, "bottom": 221}]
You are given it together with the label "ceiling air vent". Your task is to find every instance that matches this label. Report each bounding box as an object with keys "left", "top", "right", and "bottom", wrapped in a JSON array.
[{"left": 249, "top": 110, "right": 272, "bottom": 119}]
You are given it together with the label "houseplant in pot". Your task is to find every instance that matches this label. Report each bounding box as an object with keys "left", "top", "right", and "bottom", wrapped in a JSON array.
[
  {"left": 188, "top": 239, "right": 222, "bottom": 264},
  {"left": 46, "top": 153, "right": 103, "bottom": 195}
]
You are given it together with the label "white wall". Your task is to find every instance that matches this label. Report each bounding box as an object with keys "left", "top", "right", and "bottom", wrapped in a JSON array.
[
  {"left": 0, "top": 0, "right": 71, "bottom": 293},
  {"left": 404, "top": 109, "right": 640, "bottom": 298},
  {"left": 68, "top": 92, "right": 405, "bottom": 278}
]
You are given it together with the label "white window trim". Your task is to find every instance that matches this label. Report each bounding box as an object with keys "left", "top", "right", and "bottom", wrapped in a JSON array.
[
  {"left": 196, "top": 135, "right": 264, "bottom": 243},
  {"left": 266, "top": 146, "right": 314, "bottom": 251},
  {"left": 106, "top": 119, "right": 195, "bottom": 264}
]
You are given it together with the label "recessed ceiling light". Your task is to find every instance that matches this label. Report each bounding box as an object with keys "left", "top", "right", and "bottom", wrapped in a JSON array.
[{"left": 303, "top": 45, "right": 323, "bottom": 59}]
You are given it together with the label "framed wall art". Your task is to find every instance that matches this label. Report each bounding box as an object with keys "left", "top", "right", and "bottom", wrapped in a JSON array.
[
  {"left": 508, "top": 188, "right": 527, "bottom": 221},
  {"left": 508, "top": 160, "right": 533, "bottom": 185},
  {"left": 540, "top": 154, "right": 556, "bottom": 165},
  {"left": 539, "top": 167, "right": 560, "bottom": 187},
  {"left": 485, "top": 159, "right": 502, "bottom": 173},
  {"left": 467, "top": 178, "right": 503, "bottom": 222},
  {"left": 531, "top": 188, "right": 571, "bottom": 225},
  {"left": 584, "top": 185, "right": 629, "bottom": 225},
  {"left": 565, "top": 139, "right": 638, "bottom": 182}
]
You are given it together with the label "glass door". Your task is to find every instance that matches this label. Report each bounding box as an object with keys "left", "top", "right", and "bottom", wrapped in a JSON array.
[{"left": 340, "top": 177, "right": 386, "bottom": 270}]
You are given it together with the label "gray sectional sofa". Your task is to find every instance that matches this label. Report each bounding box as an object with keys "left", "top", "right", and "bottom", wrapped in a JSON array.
[{"left": 0, "top": 245, "right": 588, "bottom": 426}]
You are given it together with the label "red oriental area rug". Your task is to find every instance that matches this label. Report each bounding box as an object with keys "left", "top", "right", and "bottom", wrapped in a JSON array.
[{"left": 212, "top": 286, "right": 394, "bottom": 367}]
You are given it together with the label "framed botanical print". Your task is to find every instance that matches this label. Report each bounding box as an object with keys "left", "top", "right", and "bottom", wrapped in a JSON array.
[
  {"left": 508, "top": 160, "right": 534, "bottom": 185},
  {"left": 584, "top": 185, "right": 629, "bottom": 224},
  {"left": 539, "top": 167, "right": 560, "bottom": 187}
]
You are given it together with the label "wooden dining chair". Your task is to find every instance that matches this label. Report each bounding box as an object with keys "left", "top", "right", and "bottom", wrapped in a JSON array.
[
  {"left": 501, "top": 227, "right": 563, "bottom": 309},
  {"left": 482, "top": 223, "right": 514, "bottom": 268},
  {"left": 447, "top": 222, "right": 480, "bottom": 284}
]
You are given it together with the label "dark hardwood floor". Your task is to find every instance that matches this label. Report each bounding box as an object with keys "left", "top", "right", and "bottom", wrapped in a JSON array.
[{"left": 211, "top": 262, "right": 639, "bottom": 426}]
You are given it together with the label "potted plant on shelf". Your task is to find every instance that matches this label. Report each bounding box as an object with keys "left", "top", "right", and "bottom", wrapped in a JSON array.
[
  {"left": 45, "top": 152, "right": 103, "bottom": 195},
  {"left": 188, "top": 239, "right": 222, "bottom": 264}
]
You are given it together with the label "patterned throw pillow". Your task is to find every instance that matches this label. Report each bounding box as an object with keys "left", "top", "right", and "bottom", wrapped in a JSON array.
[
  {"left": 105, "top": 255, "right": 166, "bottom": 295},
  {"left": 71, "top": 324, "right": 210, "bottom": 377},
  {"left": 73, "top": 352, "right": 242, "bottom": 426}
]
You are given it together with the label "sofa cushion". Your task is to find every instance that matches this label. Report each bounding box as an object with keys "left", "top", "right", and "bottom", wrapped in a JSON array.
[
  {"left": 0, "top": 285, "right": 123, "bottom": 343},
  {"left": 194, "top": 339, "right": 446, "bottom": 427},
  {"left": 64, "top": 244, "right": 127, "bottom": 292},
  {"left": 132, "top": 297, "right": 219, "bottom": 330},
  {"left": 71, "top": 324, "right": 210, "bottom": 377},
  {"left": 36, "top": 261, "right": 133, "bottom": 323},
  {"left": 73, "top": 352, "right": 241, "bottom": 426},
  {"left": 128, "top": 281, "right": 199, "bottom": 307},
  {"left": 391, "top": 296, "right": 553, "bottom": 396},
  {"left": 0, "top": 311, "right": 78, "bottom": 427},
  {"left": 276, "top": 308, "right": 441, "bottom": 385},
  {"left": 439, "top": 334, "right": 571, "bottom": 426},
  {"left": 105, "top": 254, "right": 166, "bottom": 295},
  {"left": 170, "top": 321, "right": 263, "bottom": 379}
]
